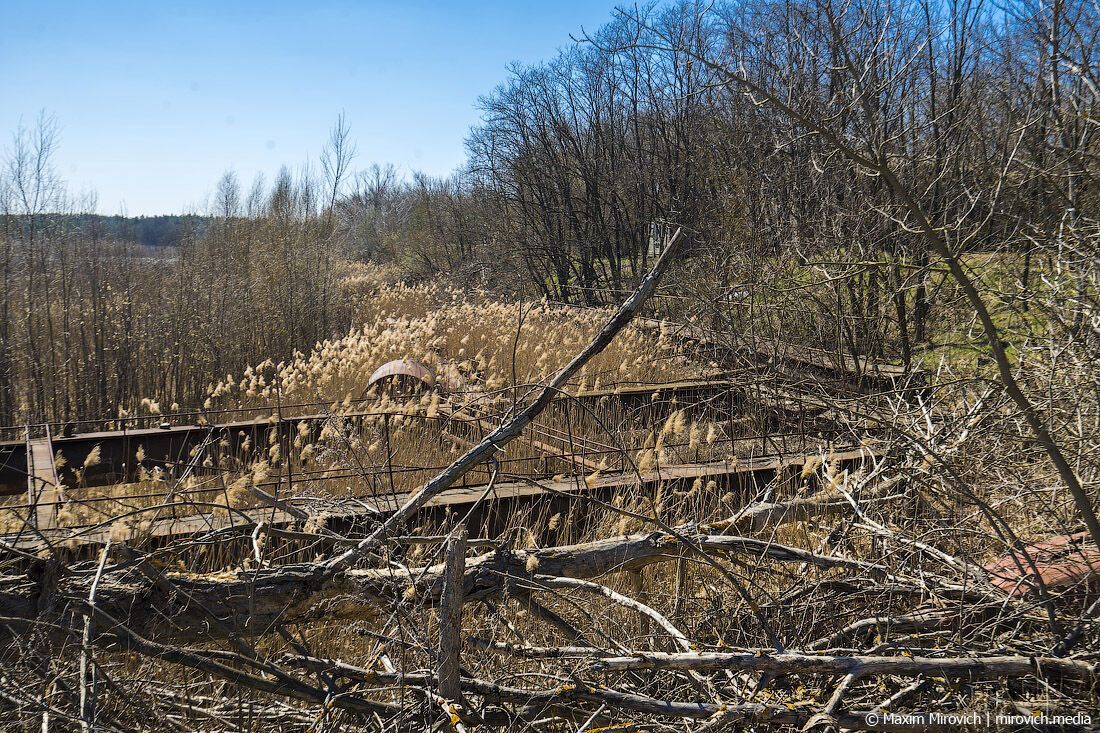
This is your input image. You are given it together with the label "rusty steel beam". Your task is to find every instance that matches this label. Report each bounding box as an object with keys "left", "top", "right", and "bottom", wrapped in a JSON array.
[
  {"left": 0, "top": 377, "right": 770, "bottom": 498},
  {"left": 1, "top": 444, "right": 878, "bottom": 552}
]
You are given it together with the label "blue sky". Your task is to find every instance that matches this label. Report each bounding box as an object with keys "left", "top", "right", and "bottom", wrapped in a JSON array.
[{"left": 1, "top": 1, "right": 624, "bottom": 215}]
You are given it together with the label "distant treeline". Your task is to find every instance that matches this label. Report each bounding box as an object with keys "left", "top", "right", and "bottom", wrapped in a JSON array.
[
  {"left": 1, "top": 0, "right": 1096, "bottom": 428},
  {"left": 6, "top": 213, "right": 208, "bottom": 248},
  {"left": 1, "top": 113, "right": 357, "bottom": 426}
]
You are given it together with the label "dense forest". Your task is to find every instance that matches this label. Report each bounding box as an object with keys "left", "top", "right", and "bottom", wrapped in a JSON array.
[{"left": 4, "top": 214, "right": 205, "bottom": 249}]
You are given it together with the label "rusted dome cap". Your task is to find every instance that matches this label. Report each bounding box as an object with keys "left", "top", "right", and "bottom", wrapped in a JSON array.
[{"left": 367, "top": 359, "right": 437, "bottom": 392}]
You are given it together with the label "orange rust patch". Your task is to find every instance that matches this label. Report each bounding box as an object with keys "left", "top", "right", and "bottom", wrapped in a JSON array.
[{"left": 984, "top": 532, "right": 1100, "bottom": 597}]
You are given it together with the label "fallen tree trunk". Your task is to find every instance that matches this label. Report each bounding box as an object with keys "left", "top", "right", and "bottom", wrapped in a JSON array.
[
  {"left": 591, "top": 649, "right": 1096, "bottom": 681},
  {"left": 281, "top": 655, "right": 950, "bottom": 731},
  {"left": 1, "top": 523, "right": 1009, "bottom": 644},
  {"left": 714, "top": 474, "right": 902, "bottom": 532}
]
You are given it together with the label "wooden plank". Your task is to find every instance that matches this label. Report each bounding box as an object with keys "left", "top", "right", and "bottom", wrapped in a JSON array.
[
  {"left": 422, "top": 445, "right": 875, "bottom": 507},
  {"left": 572, "top": 376, "right": 729, "bottom": 398},
  {"left": 437, "top": 525, "right": 467, "bottom": 702},
  {"left": 26, "top": 427, "right": 64, "bottom": 530}
]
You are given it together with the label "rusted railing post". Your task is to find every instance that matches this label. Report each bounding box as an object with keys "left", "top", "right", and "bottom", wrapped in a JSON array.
[{"left": 383, "top": 412, "right": 395, "bottom": 495}]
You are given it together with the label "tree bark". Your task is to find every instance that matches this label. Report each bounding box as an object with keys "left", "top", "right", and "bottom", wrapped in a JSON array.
[{"left": 437, "top": 525, "right": 467, "bottom": 703}]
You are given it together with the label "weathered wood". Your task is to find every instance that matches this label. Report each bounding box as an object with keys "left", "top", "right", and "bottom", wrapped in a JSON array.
[
  {"left": 26, "top": 427, "right": 63, "bottom": 530},
  {"left": 438, "top": 525, "right": 467, "bottom": 703},
  {"left": 2, "top": 508, "right": 997, "bottom": 645},
  {"left": 591, "top": 649, "right": 1097, "bottom": 681},
  {"left": 713, "top": 472, "right": 900, "bottom": 532},
  {"left": 281, "top": 656, "right": 941, "bottom": 731},
  {"left": 79, "top": 541, "right": 111, "bottom": 732}
]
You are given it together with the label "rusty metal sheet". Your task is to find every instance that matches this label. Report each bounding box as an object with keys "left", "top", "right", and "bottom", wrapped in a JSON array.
[{"left": 984, "top": 532, "right": 1100, "bottom": 596}]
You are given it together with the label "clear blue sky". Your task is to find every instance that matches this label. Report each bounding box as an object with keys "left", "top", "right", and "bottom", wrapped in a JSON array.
[{"left": 1, "top": 0, "right": 625, "bottom": 216}]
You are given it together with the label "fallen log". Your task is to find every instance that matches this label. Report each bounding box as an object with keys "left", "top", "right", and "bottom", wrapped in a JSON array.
[
  {"left": 591, "top": 649, "right": 1097, "bottom": 682},
  {"left": 281, "top": 655, "right": 947, "bottom": 731},
  {"left": 0, "top": 521, "right": 1006, "bottom": 644}
]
